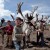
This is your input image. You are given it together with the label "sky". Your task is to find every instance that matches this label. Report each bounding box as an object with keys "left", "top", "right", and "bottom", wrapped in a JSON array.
[{"left": 0, "top": 0, "right": 50, "bottom": 21}]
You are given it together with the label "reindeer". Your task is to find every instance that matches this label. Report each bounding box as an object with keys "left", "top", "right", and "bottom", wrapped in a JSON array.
[
  {"left": 16, "top": 2, "right": 39, "bottom": 46},
  {"left": 11, "top": 2, "right": 38, "bottom": 47}
]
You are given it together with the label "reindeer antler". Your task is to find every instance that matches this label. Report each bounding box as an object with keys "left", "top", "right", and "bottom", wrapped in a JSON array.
[
  {"left": 1, "top": 18, "right": 5, "bottom": 26},
  {"left": 10, "top": 14, "right": 15, "bottom": 21},
  {"left": 36, "top": 14, "right": 39, "bottom": 22},
  {"left": 41, "top": 15, "right": 43, "bottom": 20},
  {"left": 31, "top": 6, "right": 38, "bottom": 16},
  {"left": 17, "top": 2, "right": 23, "bottom": 15},
  {"left": 17, "top": 2, "right": 26, "bottom": 21}
]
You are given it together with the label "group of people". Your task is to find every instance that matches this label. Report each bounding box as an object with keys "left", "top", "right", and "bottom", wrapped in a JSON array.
[{"left": 0, "top": 17, "right": 45, "bottom": 50}]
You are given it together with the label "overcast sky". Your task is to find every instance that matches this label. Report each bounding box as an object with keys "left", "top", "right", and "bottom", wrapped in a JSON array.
[{"left": 0, "top": 0, "right": 50, "bottom": 21}]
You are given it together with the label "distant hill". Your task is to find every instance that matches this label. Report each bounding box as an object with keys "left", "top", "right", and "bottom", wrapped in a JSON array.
[{"left": 0, "top": 21, "right": 15, "bottom": 26}]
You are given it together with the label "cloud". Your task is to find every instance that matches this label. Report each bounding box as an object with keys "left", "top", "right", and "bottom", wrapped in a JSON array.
[
  {"left": 0, "top": 0, "right": 15, "bottom": 19},
  {"left": 31, "top": 4, "right": 50, "bottom": 16},
  {"left": 31, "top": 4, "right": 50, "bottom": 24}
]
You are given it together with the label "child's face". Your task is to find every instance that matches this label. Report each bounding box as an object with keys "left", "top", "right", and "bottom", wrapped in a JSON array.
[
  {"left": 15, "top": 19, "right": 21, "bottom": 26},
  {"left": 7, "top": 22, "right": 11, "bottom": 26}
]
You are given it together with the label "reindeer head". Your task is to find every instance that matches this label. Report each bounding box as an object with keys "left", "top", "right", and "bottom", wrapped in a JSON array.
[
  {"left": 25, "top": 13, "right": 34, "bottom": 26},
  {"left": 26, "top": 13, "right": 34, "bottom": 21}
]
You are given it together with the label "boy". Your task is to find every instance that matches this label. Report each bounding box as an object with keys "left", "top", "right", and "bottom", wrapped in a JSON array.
[
  {"left": 5, "top": 20, "right": 13, "bottom": 47},
  {"left": 37, "top": 20, "right": 45, "bottom": 46},
  {"left": 12, "top": 17, "right": 25, "bottom": 50}
]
